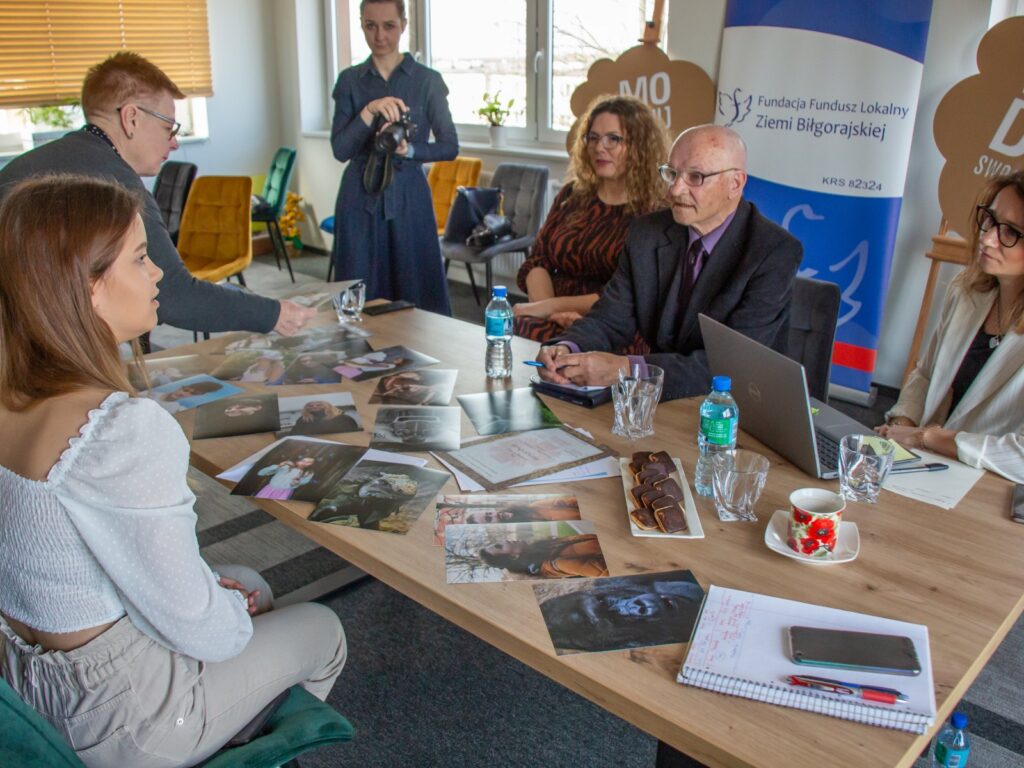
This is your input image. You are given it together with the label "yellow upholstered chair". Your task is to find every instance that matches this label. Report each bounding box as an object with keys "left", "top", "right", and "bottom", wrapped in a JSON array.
[
  {"left": 427, "top": 157, "right": 482, "bottom": 235},
  {"left": 178, "top": 176, "right": 254, "bottom": 286}
]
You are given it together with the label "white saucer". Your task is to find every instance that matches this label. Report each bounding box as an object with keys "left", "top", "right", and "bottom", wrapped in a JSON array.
[{"left": 764, "top": 509, "right": 859, "bottom": 565}]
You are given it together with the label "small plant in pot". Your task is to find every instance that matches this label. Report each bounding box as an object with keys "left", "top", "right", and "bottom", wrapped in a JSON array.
[{"left": 478, "top": 91, "right": 514, "bottom": 148}]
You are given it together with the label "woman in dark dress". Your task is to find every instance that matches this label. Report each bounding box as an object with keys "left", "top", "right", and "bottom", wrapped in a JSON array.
[
  {"left": 513, "top": 95, "right": 668, "bottom": 346},
  {"left": 330, "top": 0, "right": 457, "bottom": 316}
]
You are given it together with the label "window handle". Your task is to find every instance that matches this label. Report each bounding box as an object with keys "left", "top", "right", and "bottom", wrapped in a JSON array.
[{"left": 533, "top": 49, "right": 544, "bottom": 74}]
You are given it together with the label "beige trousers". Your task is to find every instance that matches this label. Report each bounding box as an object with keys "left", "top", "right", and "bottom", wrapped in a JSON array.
[{"left": 1, "top": 566, "right": 346, "bottom": 768}]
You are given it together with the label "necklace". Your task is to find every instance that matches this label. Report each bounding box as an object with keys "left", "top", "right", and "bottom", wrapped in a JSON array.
[{"left": 990, "top": 299, "right": 1004, "bottom": 349}]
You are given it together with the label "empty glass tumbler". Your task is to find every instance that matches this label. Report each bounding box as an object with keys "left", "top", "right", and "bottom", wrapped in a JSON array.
[
  {"left": 838, "top": 434, "right": 895, "bottom": 503},
  {"left": 710, "top": 449, "right": 770, "bottom": 522},
  {"left": 611, "top": 364, "right": 664, "bottom": 440},
  {"left": 332, "top": 281, "right": 366, "bottom": 323}
]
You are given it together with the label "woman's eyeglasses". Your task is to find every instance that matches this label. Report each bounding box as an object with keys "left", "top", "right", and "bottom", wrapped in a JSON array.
[
  {"left": 976, "top": 205, "right": 1024, "bottom": 248},
  {"left": 585, "top": 132, "right": 624, "bottom": 150},
  {"left": 118, "top": 104, "right": 181, "bottom": 139}
]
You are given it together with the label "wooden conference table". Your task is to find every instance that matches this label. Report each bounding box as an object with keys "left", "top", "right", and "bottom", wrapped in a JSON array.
[{"left": 166, "top": 306, "right": 1024, "bottom": 768}]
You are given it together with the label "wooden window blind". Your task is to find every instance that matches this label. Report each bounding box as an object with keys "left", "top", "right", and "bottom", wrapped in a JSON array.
[{"left": 0, "top": 0, "right": 212, "bottom": 108}]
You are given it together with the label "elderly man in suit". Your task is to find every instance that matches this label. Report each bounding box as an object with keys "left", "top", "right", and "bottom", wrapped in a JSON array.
[{"left": 536, "top": 124, "right": 803, "bottom": 401}]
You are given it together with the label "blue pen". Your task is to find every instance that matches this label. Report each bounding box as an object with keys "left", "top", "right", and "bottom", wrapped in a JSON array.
[
  {"left": 522, "top": 360, "right": 545, "bottom": 367},
  {"left": 890, "top": 462, "right": 949, "bottom": 474}
]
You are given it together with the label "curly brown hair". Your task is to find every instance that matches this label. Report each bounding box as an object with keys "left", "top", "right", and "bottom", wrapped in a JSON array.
[
  {"left": 566, "top": 95, "right": 669, "bottom": 217},
  {"left": 955, "top": 170, "right": 1024, "bottom": 333}
]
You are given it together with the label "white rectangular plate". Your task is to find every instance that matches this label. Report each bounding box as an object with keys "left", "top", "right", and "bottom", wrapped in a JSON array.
[{"left": 619, "top": 457, "right": 704, "bottom": 539}]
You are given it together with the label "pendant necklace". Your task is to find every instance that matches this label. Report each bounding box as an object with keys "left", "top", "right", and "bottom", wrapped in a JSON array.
[{"left": 990, "top": 299, "right": 1003, "bottom": 349}]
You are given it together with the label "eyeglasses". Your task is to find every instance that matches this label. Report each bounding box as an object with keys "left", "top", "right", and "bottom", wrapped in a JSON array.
[
  {"left": 658, "top": 164, "right": 738, "bottom": 187},
  {"left": 118, "top": 104, "right": 181, "bottom": 138},
  {"left": 976, "top": 205, "right": 1023, "bottom": 248},
  {"left": 585, "top": 132, "right": 624, "bottom": 150}
]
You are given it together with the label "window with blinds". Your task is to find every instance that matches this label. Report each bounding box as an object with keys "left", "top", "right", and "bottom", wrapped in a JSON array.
[{"left": 0, "top": 0, "right": 213, "bottom": 108}]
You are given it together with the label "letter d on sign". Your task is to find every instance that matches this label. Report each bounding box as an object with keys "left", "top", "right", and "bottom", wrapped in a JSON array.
[{"left": 989, "top": 95, "right": 1024, "bottom": 157}]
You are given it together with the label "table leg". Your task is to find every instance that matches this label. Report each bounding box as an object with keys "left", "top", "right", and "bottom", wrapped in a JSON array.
[{"left": 656, "top": 740, "right": 709, "bottom": 768}]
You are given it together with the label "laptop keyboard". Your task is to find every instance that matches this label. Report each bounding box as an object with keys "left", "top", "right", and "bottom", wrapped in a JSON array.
[{"left": 816, "top": 430, "right": 839, "bottom": 471}]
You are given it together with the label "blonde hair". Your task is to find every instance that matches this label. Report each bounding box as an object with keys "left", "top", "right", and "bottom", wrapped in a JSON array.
[
  {"left": 567, "top": 95, "right": 669, "bottom": 216},
  {"left": 955, "top": 171, "right": 1024, "bottom": 333}
]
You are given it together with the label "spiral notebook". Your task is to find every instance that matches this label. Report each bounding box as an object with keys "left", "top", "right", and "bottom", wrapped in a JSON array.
[{"left": 677, "top": 586, "right": 936, "bottom": 733}]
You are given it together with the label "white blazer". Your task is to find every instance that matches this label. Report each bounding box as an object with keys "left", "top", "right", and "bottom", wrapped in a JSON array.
[{"left": 888, "top": 282, "right": 1024, "bottom": 483}]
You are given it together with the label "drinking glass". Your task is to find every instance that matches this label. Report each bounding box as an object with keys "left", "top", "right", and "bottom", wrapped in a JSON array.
[
  {"left": 838, "top": 434, "right": 895, "bottom": 503},
  {"left": 710, "top": 449, "right": 769, "bottom": 522},
  {"left": 332, "top": 281, "right": 366, "bottom": 323},
  {"left": 611, "top": 364, "right": 664, "bottom": 440}
]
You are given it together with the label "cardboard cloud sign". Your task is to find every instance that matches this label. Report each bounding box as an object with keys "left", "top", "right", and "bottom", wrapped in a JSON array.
[
  {"left": 934, "top": 16, "right": 1024, "bottom": 237},
  {"left": 566, "top": 44, "right": 714, "bottom": 149}
]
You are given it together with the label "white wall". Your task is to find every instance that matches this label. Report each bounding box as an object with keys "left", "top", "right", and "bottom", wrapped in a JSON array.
[{"left": 270, "top": 0, "right": 995, "bottom": 389}]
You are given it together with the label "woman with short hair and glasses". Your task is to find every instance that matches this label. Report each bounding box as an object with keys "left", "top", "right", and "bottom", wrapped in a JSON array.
[
  {"left": 513, "top": 95, "right": 668, "bottom": 345},
  {"left": 876, "top": 171, "right": 1024, "bottom": 482}
]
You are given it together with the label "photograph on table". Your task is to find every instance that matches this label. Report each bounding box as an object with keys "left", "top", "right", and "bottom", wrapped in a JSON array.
[
  {"left": 334, "top": 345, "right": 438, "bottom": 382},
  {"left": 369, "top": 369, "right": 458, "bottom": 406},
  {"left": 457, "top": 387, "right": 562, "bottom": 436},
  {"left": 370, "top": 406, "right": 461, "bottom": 451},
  {"left": 128, "top": 354, "right": 212, "bottom": 390},
  {"left": 285, "top": 324, "right": 373, "bottom": 354},
  {"left": 309, "top": 461, "right": 450, "bottom": 534},
  {"left": 278, "top": 345, "right": 369, "bottom": 384},
  {"left": 146, "top": 374, "right": 244, "bottom": 414},
  {"left": 534, "top": 570, "right": 705, "bottom": 655},
  {"left": 433, "top": 493, "right": 581, "bottom": 545},
  {"left": 191, "top": 393, "right": 281, "bottom": 440},
  {"left": 444, "top": 520, "right": 607, "bottom": 584},
  {"left": 210, "top": 350, "right": 291, "bottom": 384},
  {"left": 231, "top": 437, "right": 366, "bottom": 503},
  {"left": 277, "top": 392, "right": 362, "bottom": 437}
]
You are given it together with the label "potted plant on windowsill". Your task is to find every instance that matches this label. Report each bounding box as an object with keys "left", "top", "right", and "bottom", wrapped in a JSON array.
[
  {"left": 478, "top": 91, "right": 513, "bottom": 148},
  {"left": 23, "top": 101, "right": 81, "bottom": 148}
]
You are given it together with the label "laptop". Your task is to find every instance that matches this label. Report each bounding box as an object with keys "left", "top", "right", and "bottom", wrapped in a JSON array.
[{"left": 699, "top": 314, "right": 872, "bottom": 479}]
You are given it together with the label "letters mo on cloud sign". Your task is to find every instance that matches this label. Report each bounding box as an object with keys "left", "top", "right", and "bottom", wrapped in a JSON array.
[{"left": 716, "top": 1, "right": 932, "bottom": 395}]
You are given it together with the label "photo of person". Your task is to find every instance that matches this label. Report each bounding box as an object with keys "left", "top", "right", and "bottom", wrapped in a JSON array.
[
  {"left": 287, "top": 325, "right": 372, "bottom": 354},
  {"left": 231, "top": 438, "right": 366, "bottom": 503},
  {"left": 334, "top": 345, "right": 438, "bottom": 382},
  {"left": 210, "top": 350, "right": 290, "bottom": 384},
  {"left": 533, "top": 571, "right": 705, "bottom": 655},
  {"left": 370, "top": 406, "right": 461, "bottom": 451},
  {"left": 309, "top": 461, "right": 450, "bottom": 534},
  {"left": 444, "top": 521, "right": 607, "bottom": 584},
  {"left": 280, "top": 351, "right": 357, "bottom": 385},
  {"left": 369, "top": 369, "right": 458, "bottom": 406},
  {"left": 191, "top": 394, "right": 281, "bottom": 440},
  {"left": 457, "top": 387, "right": 562, "bottom": 436},
  {"left": 147, "top": 374, "right": 244, "bottom": 414},
  {"left": 433, "top": 494, "right": 581, "bottom": 545},
  {"left": 127, "top": 354, "right": 211, "bottom": 390},
  {"left": 278, "top": 393, "right": 362, "bottom": 437}
]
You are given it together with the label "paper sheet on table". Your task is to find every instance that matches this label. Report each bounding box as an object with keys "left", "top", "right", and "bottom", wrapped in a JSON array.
[
  {"left": 216, "top": 436, "right": 426, "bottom": 482},
  {"left": 883, "top": 449, "right": 984, "bottom": 509}
]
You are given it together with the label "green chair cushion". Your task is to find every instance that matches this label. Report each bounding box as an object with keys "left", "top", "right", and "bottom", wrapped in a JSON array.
[
  {"left": 1, "top": 678, "right": 85, "bottom": 768},
  {"left": 201, "top": 687, "right": 354, "bottom": 768}
]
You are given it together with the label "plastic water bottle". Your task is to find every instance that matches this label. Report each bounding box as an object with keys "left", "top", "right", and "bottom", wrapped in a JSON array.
[
  {"left": 931, "top": 712, "right": 970, "bottom": 767},
  {"left": 484, "top": 285, "right": 513, "bottom": 378},
  {"left": 694, "top": 375, "right": 739, "bottom": 496}
]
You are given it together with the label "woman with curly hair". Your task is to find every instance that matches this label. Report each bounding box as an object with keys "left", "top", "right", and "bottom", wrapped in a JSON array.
[{"left": 513, "top": 95, "right": 668, "bottom": 345}]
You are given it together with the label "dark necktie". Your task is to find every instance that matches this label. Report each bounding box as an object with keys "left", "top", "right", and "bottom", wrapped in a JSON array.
[{"left": 679, "top": 238, "right": 706, "bottom": 310}]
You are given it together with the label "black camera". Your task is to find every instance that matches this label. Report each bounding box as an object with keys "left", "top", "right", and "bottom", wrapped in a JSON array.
[{"left": 375, "top": 111, "right": 417, "bottom": 154}]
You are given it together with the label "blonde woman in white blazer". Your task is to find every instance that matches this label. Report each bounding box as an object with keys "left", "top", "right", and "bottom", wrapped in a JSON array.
[{"left": 877, "top": 172, "right": 1024, "bottom": 484}]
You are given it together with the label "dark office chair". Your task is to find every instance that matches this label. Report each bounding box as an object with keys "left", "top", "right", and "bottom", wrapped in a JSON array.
[
  {"left": 152, "top": 161, "right": 197, "bottom": 245},
  {"left": 440, "top": 163, "right": 549, "bottom": 304},
  {"left": 787, "top": 276, "right": 841, "bottom": 403},
  {"left": 252, "top": 147, "right": 298, "bottom": 283}
]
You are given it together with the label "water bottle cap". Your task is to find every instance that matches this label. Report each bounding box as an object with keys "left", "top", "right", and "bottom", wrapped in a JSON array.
[
  {"left": 711, "top": 375, "right": 731, "bottom": 392},
  {"left": 951, "top": 712, "right": 968, "bottom": 729},
  {"left": 492, "top": 286, "right": 508, "bottom": 298}
]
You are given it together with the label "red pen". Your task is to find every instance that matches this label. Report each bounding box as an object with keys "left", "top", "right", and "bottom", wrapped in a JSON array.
[{"left": 787, "top": 675, "right": 907, "bottom": 704}]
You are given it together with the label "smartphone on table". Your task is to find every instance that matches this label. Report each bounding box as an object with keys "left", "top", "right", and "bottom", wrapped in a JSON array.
[
  {"left": 1012, "top": 484, "right": 1024, "bottom": 524},
  {"left": 788, "top": 626, "right": 922, "bottom": 676}
]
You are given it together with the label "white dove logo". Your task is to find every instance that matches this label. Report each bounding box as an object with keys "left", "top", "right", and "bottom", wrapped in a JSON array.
[{"left": 717, "top": 88, "right": 752, "bottom": 127}]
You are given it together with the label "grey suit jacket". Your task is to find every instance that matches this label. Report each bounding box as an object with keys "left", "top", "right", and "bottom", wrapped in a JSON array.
[{"left": 560, "top": 199, "right": 803, "bottom": 401}]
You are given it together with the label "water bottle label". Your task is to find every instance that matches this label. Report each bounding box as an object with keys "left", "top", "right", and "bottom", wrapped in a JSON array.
[
  {"left": 485, "top": 314, "right": 510, "bottom": 337},
  {"left": 700, "top": 415, "right": 737, "bottom": 446},
  {"left": 934, "top": 743, "right": 969, "bottom": 767}
]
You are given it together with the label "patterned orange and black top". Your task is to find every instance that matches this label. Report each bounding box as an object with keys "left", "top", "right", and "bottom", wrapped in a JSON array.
[{"left": 514, "top": 184, "right": 647, "bottom": 352}]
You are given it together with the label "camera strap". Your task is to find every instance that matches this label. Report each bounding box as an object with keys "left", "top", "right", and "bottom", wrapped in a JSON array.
[{"left": 362, "top": 150, "right": 395, "bottom": 196}]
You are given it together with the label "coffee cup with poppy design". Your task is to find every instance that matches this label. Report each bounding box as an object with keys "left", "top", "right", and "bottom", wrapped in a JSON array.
[{"left": 787, "top": 488, "right": 845, "bottom": 557}]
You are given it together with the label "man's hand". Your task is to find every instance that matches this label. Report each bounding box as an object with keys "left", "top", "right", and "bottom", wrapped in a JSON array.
[
  {"left": 557, "top": 351, "right": 630, "bottom": 387},
  {"left": 274, "top": 300, "right": 316, "bottom": 336},
  {"left": 536, "top": 344, "right": 573, "bottom": 385}
]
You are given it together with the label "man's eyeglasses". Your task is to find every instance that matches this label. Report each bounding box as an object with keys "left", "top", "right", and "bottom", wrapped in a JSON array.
[
  {"left": 976, "top": 205, "right": 1024, "bottom": 248},
  {"left": 658, "top": 164, "right": 738, "bottom": 187},
  {"left": 585, "top": 132, "right": 624, "bottom": 150},
  {"left": 118, "top": 104, "right": 181, "bottom": 139}
]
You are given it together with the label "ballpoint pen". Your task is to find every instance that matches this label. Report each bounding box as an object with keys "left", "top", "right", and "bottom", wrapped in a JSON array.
[
  {"left": 522, "top": 360, "right": 545, "bottom": 367},
  {"left": 787, "top": 675, "right": 908, "bottom": 704},
  {"left": 890, "top": 462, "right": 949, "bottom": 474}
]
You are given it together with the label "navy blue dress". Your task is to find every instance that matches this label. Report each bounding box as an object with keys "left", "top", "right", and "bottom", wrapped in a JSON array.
[{"left": 330, "top": 54, "right": 457, "bottom": 316}]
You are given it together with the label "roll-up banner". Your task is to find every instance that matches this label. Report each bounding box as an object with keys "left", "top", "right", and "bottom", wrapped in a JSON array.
[{"left": 715, "top": 1, "right": 932, "bottom": 399}]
